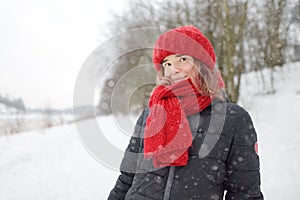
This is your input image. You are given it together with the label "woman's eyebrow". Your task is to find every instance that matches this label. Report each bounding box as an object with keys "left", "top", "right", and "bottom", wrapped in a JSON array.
[
  {"left": 175, "top": 54, "right": 183, "bottom": 58},
  {"left": 162, "top": 54, "right": 183, "bottom": 64},
  {"left": 162, "top": 59, "right": 169, "bottom": 64}
]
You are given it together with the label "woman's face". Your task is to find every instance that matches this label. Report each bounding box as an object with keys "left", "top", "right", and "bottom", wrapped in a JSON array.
[{"left": 161, "top": 54, "right": 196, "bottom": 84}]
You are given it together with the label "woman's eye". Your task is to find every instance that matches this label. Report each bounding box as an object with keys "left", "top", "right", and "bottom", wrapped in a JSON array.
[
  {"left": 179, "top": 57, "right": 187, "bottom": 62},
  {"left": 163, "top": 63, "right": 171, "bottom": 68}
]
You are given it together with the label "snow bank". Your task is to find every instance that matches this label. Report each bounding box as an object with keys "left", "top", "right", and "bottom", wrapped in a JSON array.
[
  {"left": 240, "top": 62, "right": 300, "bottom": 199},
  {"left": 0, "top": 62, "right": 300, "bottom": 199}
]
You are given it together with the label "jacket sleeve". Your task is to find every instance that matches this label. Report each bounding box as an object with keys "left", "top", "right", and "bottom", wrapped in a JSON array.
[
  {"left": 107, "top": 108, "right": 148, "bottom": 200},
  {"left": 224, "top": 107, "right": 264, "bottom": 200}
]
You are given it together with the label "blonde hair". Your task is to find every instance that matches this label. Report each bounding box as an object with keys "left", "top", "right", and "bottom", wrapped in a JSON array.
[{"left": 156, "top": 57, "right": 224, "bottom": 100}]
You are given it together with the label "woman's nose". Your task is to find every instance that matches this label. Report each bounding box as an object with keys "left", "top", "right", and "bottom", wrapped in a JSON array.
[{"left": 171, "top": 62, "right": 181, "bottom": 73}]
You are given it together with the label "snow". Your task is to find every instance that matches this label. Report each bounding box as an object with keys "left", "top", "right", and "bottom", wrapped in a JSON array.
[
  {"left": 0, "top": 0, "right": 129, "bottom": 109},
  {"left": 0, "top": 124, "right": 118, "bottom": 199},
  {"left": 241, "top": 63, "right": 300, "bottom": 200},
  {"left": 1, "top": 61, "right": 300, "bottom": 199}
]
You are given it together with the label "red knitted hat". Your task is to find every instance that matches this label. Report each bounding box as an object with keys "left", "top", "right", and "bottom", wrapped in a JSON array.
[{"left": 153, "top": 25, "right": 216, "bottom": 71}]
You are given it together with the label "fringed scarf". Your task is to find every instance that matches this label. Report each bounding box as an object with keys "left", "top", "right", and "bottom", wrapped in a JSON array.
[{"left": 144, "top": 79, "right": 213, "bottom": 168}]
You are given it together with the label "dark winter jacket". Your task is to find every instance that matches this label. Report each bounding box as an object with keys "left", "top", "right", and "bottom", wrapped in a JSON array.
[{"left": 108, "top": 99, "right": 264, "bottom": 200}]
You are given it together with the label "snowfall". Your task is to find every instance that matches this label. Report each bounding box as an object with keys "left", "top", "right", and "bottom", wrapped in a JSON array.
[{"left": 1, "top": 62, "right": 300, "bottom": 200}]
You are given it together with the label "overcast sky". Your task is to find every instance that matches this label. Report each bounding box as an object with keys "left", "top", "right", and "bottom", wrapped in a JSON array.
[{"left": 0, "top": 0, "right": 128, "bottom": 109}]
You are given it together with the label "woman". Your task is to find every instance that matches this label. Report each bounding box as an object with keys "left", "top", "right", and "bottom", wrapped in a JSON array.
[{"left": 108, "top": 25, "right": 263, "bottom": 200}]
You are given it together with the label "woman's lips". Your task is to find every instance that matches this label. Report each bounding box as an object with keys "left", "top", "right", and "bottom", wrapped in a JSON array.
[{"left": 172, "top": 76, "right": 188, "bottom": 83}]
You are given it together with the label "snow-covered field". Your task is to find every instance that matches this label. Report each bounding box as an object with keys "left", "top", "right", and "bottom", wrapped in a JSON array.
[{"left": 1, "top": 62, "right": 300, "bottom": 200}]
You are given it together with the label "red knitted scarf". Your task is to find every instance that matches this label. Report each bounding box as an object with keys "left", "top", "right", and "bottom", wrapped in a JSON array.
[{"left": 144, "top": 79, "right": 213, "bottom": 168}]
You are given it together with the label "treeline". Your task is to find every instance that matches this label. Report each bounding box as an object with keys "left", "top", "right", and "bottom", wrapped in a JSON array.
[
  {"left": 0, "top": 94, "right": 94, "bottom": 135},
  {"left": 97, "top": 0, "right": 300, "bottom": 115},
  {"left": 0, "top": 94, "right": 26, "bottom": 111}
]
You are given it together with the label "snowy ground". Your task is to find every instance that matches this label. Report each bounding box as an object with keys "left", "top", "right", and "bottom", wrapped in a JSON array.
[{"left": 1, "top": 62, "right": 300, "bottom": 200}]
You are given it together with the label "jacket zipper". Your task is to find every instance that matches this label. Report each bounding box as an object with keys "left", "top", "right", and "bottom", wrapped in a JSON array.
[{"left": 163, "top": 166, "right": 175, "bottom": 200}]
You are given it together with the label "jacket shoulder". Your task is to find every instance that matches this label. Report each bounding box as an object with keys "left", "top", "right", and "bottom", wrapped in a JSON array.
[
  {"left": 132, "top": 107, "right": 149, "bottom": 137},
  {"left": 225, "top": 102, "right": 250, "bottom": 118},
  {"left": 210, "top": 99, "right": 250, "bottom": 119},
  {"left": 225, "top": 103, "right": 257, "bottom": 145}
]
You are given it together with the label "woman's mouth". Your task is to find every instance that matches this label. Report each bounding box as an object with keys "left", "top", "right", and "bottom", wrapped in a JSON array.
[{"left": 171, "top": 76, "right": 188, "bottom": 83}]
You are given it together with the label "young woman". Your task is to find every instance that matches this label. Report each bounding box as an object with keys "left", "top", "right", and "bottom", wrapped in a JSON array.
[{"left": 108, "top": 25, "right": 263, "bottom": 200}]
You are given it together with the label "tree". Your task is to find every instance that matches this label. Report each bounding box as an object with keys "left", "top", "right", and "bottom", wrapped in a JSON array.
[
  {"left": 246, "top": 0, "right": 298, "bottom": 93},
  {"left": 211, "top": 0, "right": 248, "bottom": 102},
  {"left": 97, "top": 0, "right": 299, "bottom": 114}
]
